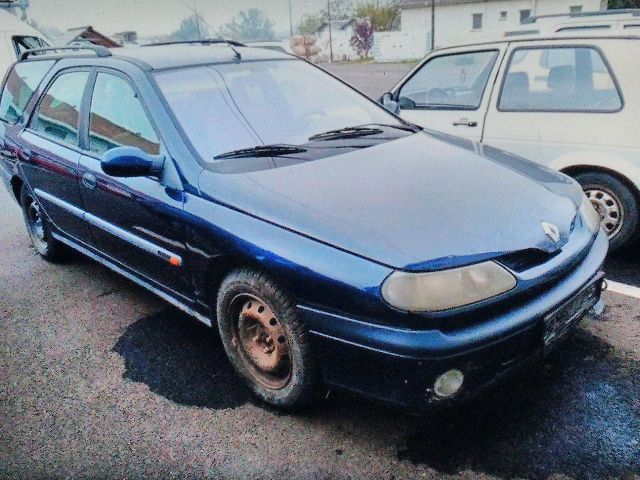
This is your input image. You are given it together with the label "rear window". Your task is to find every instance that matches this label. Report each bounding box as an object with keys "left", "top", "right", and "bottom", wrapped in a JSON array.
[{"left": 0, "top": 60, "right": 55, "bottom": 124}]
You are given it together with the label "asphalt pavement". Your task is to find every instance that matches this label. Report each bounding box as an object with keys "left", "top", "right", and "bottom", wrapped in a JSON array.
[{"left": 1, "top": 63, "right": 639, "bottom": 480}]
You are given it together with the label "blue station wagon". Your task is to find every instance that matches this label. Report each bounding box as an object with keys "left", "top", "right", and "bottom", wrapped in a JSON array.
[{"left": 0, "top": 43, "right": 607, "bottom": 410}]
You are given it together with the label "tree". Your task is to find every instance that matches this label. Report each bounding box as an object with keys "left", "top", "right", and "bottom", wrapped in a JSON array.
[
  {"left": 350, "top": 18, "right": 374, "bottom": 58},
  {"left": 608, "top": 0, "right": 640, "bottom": 7},
  {"left": 324, "top": 0, "right": 355, "bottom": 21},
  {"left": 355, "top": 1, "right": 401, "bottom": 31},
  {"left": 298, "top": 0, "right": 355, "bottom": 35},
  {"left": 299, "top": 14, "right": 324, "bottom": 36},
  {"left": 222, "top": 9, "right": 275, "bottom": 42},
  {"left": 171, "top": 14, "right": 210, "bottom": 41}
]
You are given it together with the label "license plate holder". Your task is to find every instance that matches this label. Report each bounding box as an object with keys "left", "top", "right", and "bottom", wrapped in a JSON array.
[{"left": 543, "top": 274, "right": 604, "bottom": 350}]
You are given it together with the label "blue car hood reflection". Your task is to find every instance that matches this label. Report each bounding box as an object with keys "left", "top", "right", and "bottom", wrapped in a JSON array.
[{"left": 199, "top": 132, "right": 582, "bottom": 271}]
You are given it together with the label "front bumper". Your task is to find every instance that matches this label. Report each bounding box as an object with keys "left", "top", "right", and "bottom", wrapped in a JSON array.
[{"left": 300, "top": 229, "right": 608, "bottom": 409}]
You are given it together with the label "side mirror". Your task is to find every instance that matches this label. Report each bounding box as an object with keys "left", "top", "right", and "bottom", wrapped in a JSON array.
[
  {"left": 101, "top": 147, "right": 164, "bottom": 178},
  {"left": 380, "top": 92, "right": 400, "bottom": 115}
]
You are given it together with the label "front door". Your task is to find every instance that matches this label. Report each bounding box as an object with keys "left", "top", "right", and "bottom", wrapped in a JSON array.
[
  {"left": 78, "top": 70, "right": 191, "bottom": 300},
  {"left": 393, "top": 47, "right": 505, "bottom": 141}
]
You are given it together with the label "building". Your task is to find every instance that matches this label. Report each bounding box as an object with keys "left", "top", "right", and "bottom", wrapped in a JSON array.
[
  {"left": 113, "top": 31, "right": 138, "bottom": 46},
  {"left": 374, "top": 0, "right": 606, "bottom": 61},
  {"left": 55, "top": 26, "right": 120, "bottom": 48}
]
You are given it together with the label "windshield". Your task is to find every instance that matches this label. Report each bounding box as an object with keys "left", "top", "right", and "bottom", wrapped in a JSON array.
[{"left": 154, "top": 59, "right": 404, "bottom": 162}]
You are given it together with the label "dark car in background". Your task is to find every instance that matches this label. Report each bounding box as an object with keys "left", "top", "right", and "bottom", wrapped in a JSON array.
[{"left": 0, "top": 43, "right": 606, "bottom": 410}]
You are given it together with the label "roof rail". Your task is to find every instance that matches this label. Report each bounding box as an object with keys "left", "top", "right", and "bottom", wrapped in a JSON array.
[
  {"left": 19, "top": 45, "right": 112, "bottom": 61},
  {"left": 145, "top": 39, "right": 246, "bottom": 47},
  {"left": 523, "top": 9, "right": 640, "bottom": 24}
]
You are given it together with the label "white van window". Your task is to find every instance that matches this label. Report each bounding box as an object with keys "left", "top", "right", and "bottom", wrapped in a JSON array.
[
  {"left": 397, "top": 50, "right": 499, "bottom": 110},
  {"left": 12, "top": 36, "right": 49, "bottom": 57},
  {"left": 0, "top": 60, "right": 54, "bottom": 124},
  {"left": 499, "top": 47, "right": 622, "bottom": 112}
]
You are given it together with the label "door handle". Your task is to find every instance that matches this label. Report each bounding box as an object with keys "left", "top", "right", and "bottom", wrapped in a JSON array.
[
  {"left": 19, "top": 146, "right": 32, "bottom": 160},
  {"left": 453, "top": 119, "right": 478, "bottom": 127},
  {"left": 82, "top": 172, "right": 97, "bottom": 190}
]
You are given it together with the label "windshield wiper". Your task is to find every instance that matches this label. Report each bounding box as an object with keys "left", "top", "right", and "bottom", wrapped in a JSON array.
[
  {"left": 214, "top": 144, "right": 307, "bottom": 160},
  {"left": 419, "top": 103, "right": 476, "bottom": 110},
  {"left": 308, "top": 126, "right": 383, "bottom": 141}
]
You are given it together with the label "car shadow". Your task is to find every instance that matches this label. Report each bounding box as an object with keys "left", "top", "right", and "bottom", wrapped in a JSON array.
[
  {"left": 112, "top": 308, "right": 250, "bottom": 409},
  {"left": 388, "top": 329, "right": 640, "bottom": 479},
  {"left": 113, "top": 310, "right": 639, "bottom": 479},
  {"left": 605, "top": 243, "right": 640, "bottom": 288}
]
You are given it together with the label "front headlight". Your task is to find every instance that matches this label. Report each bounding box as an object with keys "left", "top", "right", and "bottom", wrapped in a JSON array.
[
  {"left": 381, "top": 261, "right": 517, "bottom": 313},
  {"left": 580, "top": 194, "right": 601, "bottom": 233}
]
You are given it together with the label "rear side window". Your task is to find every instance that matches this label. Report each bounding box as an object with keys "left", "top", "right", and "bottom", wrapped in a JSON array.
[
  {"left": 398, "top": 50, "right": 499, "bottom": 110},
  {"left": 88, "top": 73, "right": 160, "bottom": 155},
  {"left": 31, "top": 71, "right": 90, "bottom": 147},
  {"left": 499, "top": 47, "right": 622, "bottom": 112},
  {"left": 0, "top": 60, "right": 54, "bottom": 124}
]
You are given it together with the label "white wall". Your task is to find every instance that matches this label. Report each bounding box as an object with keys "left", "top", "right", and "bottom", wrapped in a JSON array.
[
  {"left": 316, "top": 26, "right": 355, "bottom": 61},
  {"left": 400, "top": 0, "right": 604, "bottom": 54},
  {"left": 373, "top": 31, "right": 429, "bottom": 62}
]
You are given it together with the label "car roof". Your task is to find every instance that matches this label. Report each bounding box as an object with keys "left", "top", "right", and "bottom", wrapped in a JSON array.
[
  {"left": 18, "top": 43, "right": 295, "bottom": 72},
  {"left": 431, "top": 31, "right": 639, "bottom": 53},
  {"left": 0, "top": 9, "right": 47, "bottom": 37},
  {"left": 103, "top": 44, "right": 292, "bottom": 70}
]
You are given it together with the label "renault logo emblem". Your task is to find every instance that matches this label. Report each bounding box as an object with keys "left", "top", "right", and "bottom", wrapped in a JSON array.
[{"left": 541, "top": 221, "right": 560, "bottom": 243}]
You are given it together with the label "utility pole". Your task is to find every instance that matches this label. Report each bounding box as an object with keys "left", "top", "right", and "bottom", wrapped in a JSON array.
[
  {"left": 288, "top": 0, "right": 294, "bottom": 37},
  {"left": 430, "top": 0, "right": 435, "bottom": 51},
  {"left": 327, "top": 0, "right": 334, "bottom": 63},
  {"left": 194, "top": 0, "right": 202, "bottom": 40}
]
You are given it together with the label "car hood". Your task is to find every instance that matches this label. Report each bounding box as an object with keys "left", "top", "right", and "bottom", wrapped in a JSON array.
[{"left": 199, "top": 132, "right": 584, "bottom": 271}]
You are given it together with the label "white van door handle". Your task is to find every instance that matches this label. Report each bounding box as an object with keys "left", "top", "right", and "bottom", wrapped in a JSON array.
[{"left": 453, "top": 119, "right": 478, "bottom": 127}]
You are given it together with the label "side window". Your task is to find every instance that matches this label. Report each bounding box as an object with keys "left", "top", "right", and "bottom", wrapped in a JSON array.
[
  {"left": 0, "top": 60, "right": 54, "bottom": 124},
  {"left": 499, "top": 47, "right": 622, "bottom": 112},
  {"left": 88, "top": 73, "right": 160, "bottom": 156},
  {"left": 397, "top": 50, "right": 499, "bottom": 110},
  {"left": 31, "top": 71, "right": 89, "bottom": 146}
]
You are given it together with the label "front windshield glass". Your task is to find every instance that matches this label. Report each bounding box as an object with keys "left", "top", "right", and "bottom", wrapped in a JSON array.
[{"left": 154, "top": 59, "right": 403, "bottom": 161}]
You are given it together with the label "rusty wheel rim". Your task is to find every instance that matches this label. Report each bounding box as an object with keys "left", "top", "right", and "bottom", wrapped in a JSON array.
[{"left": 231, "top": 294, "right": 291, "bottom": 390}]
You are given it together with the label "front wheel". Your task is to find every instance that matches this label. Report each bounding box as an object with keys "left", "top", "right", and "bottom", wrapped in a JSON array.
[
  {"left": 20, "top": 184, "right": 64, "bottom": 261},
  {"left": 574, "top": 172, "right": 639, "bottom": 252},
  {"left": 216, "top": 268, "right": 318, "bottom": 409}
]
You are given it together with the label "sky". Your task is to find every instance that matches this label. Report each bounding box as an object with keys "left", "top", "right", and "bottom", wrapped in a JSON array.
[{"left": 26, "top": 0, "right": 334, "bottom": 38}]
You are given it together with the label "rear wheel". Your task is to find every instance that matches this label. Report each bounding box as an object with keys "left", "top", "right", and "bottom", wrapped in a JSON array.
[
  {"left": 20, "top": 185, "right": 63, "bottom": 261},
  {"left": 574, "top": 171, "right": 639, "bottom": 252},
  {"left": 216, "top": 268, "right": 317, "bottom": 409}
]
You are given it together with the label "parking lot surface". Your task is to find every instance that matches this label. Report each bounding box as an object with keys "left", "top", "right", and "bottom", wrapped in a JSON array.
[{"left": 1, "top": 64, "right": 639, "bottom": 480}]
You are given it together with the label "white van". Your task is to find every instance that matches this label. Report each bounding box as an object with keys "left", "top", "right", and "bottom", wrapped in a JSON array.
[
  {"left": 384, "top": 12, "right": 640, "bottom": 251},
  {"left": 0, "top": 9, "right": 49, "bottom": 78}
]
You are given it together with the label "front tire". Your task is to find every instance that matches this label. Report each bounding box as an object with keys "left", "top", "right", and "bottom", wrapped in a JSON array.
[
  {"left": 574, "top": 171, "right": 639, "bottom": 251},
  {"left": 216, "top": 268, "right": 317, "bottom": 409},
  {"left": 20, "top": 184, "right": 63, "bottom": 261}
]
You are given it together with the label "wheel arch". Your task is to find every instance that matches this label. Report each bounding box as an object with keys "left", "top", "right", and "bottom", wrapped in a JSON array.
[
  {"left": 560, "top": 164, "right": 640, "bottom": 205},
  {"left": 10, "top": 175, "right": 24, "bottom": 204},
  {"left": 202, "top": 254, "right": 296, "bottom": 321}
]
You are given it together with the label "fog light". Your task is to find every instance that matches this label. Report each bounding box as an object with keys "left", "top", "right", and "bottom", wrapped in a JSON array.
[{"left": 433, "top": 369, "right": 464, "bottom": 398}]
